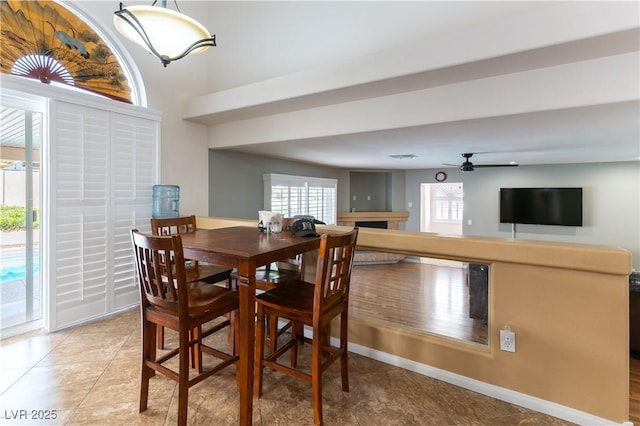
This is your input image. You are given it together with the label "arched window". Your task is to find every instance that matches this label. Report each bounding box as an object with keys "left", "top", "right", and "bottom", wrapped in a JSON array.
[
  {"left": 434, "top": 183, "right": 463, "bottom": 222},
  {"left": 1, "top": 0, "right": 142, "bottom": 105}
]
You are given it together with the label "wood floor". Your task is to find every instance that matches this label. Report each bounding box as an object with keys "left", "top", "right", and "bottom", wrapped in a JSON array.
[
  {"left": 350, "top": 259, "right": 638, "bottom": 424},
  {"left": 350, "top": 260, "right": 487, "bottom": 344},
  {"left": 631, "top": 357, "right": 640, "bottom": 424}
]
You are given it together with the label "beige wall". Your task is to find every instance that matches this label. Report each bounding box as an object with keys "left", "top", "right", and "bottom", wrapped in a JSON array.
[{"left": 198, "top": 216, "right": 631, "bottom": 423}]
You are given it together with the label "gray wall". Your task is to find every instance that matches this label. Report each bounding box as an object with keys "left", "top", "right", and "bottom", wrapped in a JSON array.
[
  {"left": 390, "top": 170, "right": 407, "bottom": 213},
  {"left": 405, "top": 161, "right": 640, "bottom": 269},
  {"left": 347, "top": 170, "right": 407, "bottom": 213},
  {"left": 209, "top": 151, "right": 637, "bottom": 268},
  {"left": 350, "top": 172, "right": 390, "bottom": 211},
  {"left": 209, "top": 150, "right": 349, "bottom": 219}
]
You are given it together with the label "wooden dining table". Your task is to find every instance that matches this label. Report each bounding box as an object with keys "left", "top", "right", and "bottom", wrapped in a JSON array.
[{"left": 179, "top": 226, "right": 320, "bottom": 425}]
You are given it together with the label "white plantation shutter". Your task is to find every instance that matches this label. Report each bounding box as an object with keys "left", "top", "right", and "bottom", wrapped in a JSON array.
[
  {"left": 264, "top": 174, "right": 337, "bottom": 225},
  {"left": 111, "top": 113, "right": 157, "bottom": 310},
  {"left": 49, "top": 100, "right": 158, "bottom": 330},
  {"left": 307, "top": 184, "right": 336, "bottom": 222},
  {"left": 271, "top": 185, "right": 289, "bottom": 216},
  {"left": 433, "top": 183, "right": 464, "bottom": 224},
  {"left": 290, "top": 185, "right": 304, "bottom": 217},
  {"left": 50, "top": 102, "right": 110, "bottom": 328}
]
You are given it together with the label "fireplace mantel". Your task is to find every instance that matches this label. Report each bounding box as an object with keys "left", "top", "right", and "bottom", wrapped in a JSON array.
[{"left": 337, "top": 211, "right": 409, "bottom": 230}]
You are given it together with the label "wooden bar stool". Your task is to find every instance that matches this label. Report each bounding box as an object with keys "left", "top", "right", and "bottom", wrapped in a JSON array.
[
  {"left": 150, "top": 215, "right": 233, "bottom": 350},
  {"left": 130, "top": 229, "right": 239, "bottom": 426},
  {"left": 254, "top": 228, "right": 359, "bottom": 425}
]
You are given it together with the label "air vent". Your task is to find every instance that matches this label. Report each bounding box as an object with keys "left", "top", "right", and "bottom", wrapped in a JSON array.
[{"left": 388, "top": 154, "right": 417, "bottom": 159}]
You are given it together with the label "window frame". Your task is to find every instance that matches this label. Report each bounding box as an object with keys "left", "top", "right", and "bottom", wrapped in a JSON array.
[
  {"left": 263, "top": 173, "right": 337, "bottom": 225},
  {"left": 433, "top": 183, "right": 464, "bottom": 224}
]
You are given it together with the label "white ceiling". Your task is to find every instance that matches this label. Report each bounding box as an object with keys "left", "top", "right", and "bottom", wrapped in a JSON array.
[
  {"left": 3, "top": 2, "right": 637, "bottom": 171},
  {"left": 186, "top": 1, "right": 640, "bottom": 170},
  {"left": 226, "top": 102, "right": 640, "bottom": 170}
]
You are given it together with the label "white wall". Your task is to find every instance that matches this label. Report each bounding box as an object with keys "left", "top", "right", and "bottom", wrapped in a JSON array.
[
  {"left": 406, "top": 162, "right": 640, "bottom": 269},
  {"left": 79, "top": 1, "right": 211, "bottom": 216},
  {"left": 0, "top": 170, "right": 40, "bottom": 208}
]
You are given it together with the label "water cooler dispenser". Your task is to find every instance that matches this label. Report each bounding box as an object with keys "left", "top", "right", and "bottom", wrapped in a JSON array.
[{"left": 152, "top": 185, "right": 180, "bottom": 218}]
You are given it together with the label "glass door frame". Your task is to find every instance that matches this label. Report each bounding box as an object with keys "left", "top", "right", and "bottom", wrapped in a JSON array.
[{"left": 0, "top": 91, "right": 46, "bottom": 338}]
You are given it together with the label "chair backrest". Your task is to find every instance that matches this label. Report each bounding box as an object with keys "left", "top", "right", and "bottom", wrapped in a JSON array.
[
  {"left": 313, "top": 228, "right": 359, "bottom": 317},
  {"left": 277, "top": 217, "right": 304, "bottom": 274},
  {"left": 150, "top": 215, "right": 202, "bottom": 267},
  {"left": 150, "top": 215, "right": 198, "bottom": 236},
  {"left": 131, "top": 229, "right": 188, "bottom": 315}
]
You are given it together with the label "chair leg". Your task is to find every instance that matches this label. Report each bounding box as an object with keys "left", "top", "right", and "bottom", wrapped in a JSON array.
[
  {"left": 233, "top": 309, "right": 241, "bottom": 392},
  {"left": 268, "top": 315, "right": 279, "bottom": 354},
  {"left": 291, "top": 322, "right": 304, "bottom": 368},
  {"left": 228, "top": 312, "right": 236, "bottom": 356},
  {"left": 340, "top": 312, "right": 349, "bottom": 392},
  {"left": 192, "top": 326, "right": 204, "bottom": 373},
  {"left": 311, "top": 327, "right": 323, "bottom": 426},
  {"left": 178, "top": 327, "right": 191, "bottom": 426},
  {"left": 157, "top": 325, "right": 165, "bottom": 349},
  {"left": 140, "top": 319, "right": 155, "bottom": 413},
  {"left": 254, "top": 307, "right": 266, "bottom": 398}
]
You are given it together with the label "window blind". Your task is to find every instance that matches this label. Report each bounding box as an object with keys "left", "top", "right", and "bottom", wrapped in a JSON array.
[{"left": 264, "top": 174, "right": 337, "bottom": 225}]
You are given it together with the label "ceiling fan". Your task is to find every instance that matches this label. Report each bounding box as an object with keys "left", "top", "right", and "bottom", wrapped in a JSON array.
[{"left": 445, "top": 153, "right": 518, "bottom": 172}]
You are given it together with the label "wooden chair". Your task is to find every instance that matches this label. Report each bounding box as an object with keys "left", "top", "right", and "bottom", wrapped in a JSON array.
[
  {"left": 150, "top": 215, "right": 233, "bottom": 285},
  {"left": 130, "top": 230, "right": 239, "bottom": 426},
  {"left": 257, "top": 256, "right": 304, "bottom": 352},
  {"left": 150, "top": 215, "right": 233, "bottom": 349},
  {"left": 254, "top": 228, "right": 359, "bottom": 426}
]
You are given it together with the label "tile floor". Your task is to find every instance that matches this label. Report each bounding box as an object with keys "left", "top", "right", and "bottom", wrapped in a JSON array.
[{"left": 0, "top": 308, "right": 575, "bottom": 425}]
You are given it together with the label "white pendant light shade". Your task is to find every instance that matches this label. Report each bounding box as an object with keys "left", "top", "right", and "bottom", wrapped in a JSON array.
[{"left": 114, "top": 3, "right": 216, "bottom": 66}]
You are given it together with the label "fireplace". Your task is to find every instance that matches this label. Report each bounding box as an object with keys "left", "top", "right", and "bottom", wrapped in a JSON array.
[
  {"left": 337, "top": 211, "right": 409, "bottom": 230},
  {"left": 355, "top": 221, "right": 387, "bottom": 229}
]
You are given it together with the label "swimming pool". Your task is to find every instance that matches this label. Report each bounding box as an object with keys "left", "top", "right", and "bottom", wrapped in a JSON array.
[
  {"left": 0, "top": 248, "right": 40, "bottom": 284},
  {"left": 0, "top": 263, "right": 40, "bottom": 284}
]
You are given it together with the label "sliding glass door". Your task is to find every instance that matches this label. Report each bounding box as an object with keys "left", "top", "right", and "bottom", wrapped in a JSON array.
[{"left": 0, "top": 95, "right": 44, "bottom": 335}]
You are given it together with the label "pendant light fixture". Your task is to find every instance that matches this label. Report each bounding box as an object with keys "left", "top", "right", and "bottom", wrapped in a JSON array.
[{"left": 114, "top": 1, "right": 216, "bottom": 67}]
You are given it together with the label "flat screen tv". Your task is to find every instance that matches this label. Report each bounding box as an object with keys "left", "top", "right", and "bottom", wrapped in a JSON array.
[{"left": 499, "top": 188, "right": 583, "bottom": 226}]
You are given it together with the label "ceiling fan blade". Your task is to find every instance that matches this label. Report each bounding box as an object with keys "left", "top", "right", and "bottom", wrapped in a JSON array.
[
  {"left": 473, "top": 164, "right": 519, "bottom": 168},
  {"left": 442, "top": 163, "right": 459, "bottom": 167}
]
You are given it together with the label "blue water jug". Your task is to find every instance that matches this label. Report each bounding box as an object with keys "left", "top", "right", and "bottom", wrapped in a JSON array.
[{"left": 152, "top": 185, "right": 180, "bottom": 218}]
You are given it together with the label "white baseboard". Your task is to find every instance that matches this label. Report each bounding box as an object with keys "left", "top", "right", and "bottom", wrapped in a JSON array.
[
  {"left": 293, "top": 324, "right": 625, "bottom": 425},
  {"left": 344, "top": 339, "right": 624, "bottom": 426}
]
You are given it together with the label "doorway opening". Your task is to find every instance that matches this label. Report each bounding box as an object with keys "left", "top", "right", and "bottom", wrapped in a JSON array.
[{"left": 420, "top": 182, "right": 463, "bottom": 235}]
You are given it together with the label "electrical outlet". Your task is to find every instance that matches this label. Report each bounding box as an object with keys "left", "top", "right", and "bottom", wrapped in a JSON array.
[{"left": 500, "top": 327, "right": 516, "bottom": 352}]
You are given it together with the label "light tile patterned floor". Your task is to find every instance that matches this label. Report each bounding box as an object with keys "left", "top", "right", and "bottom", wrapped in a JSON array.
[{"left": 0, "top": 308, "right": 575, "bottom": 425}]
